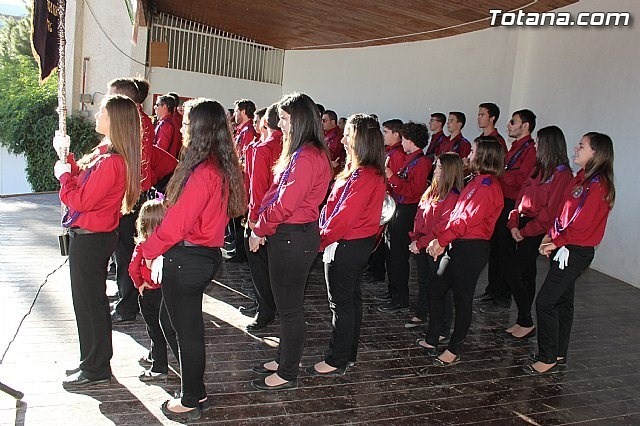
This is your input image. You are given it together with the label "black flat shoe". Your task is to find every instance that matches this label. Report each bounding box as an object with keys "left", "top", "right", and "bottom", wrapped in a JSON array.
[
  {"left": 251, "top": 378, "right": 297, "bottom": 391},
  {"left": 246, "top": 316, "right": 276, "bottom": 331},
  {"left": 522, "top": 362, "right": 559, "bottom": 375},
  {"left": 65, "top": 366, "right": 81, "bottom": 376},
  {"left": 161, "top": 400, "right": 201, "bottom": 420},
  {"left": 415, "top": 338, "right": 438, "bottom": 357},
  {"left": 527, "top": 353, "right": 567, "bottom": 366},
  {"left": 432, "top": 355, "right": 460, "bottom": 367},
  {"left": 251, "top": 364, "right": 277, "bottom": 374},
  {"left": 62, "top": 372, "right": 111, "bottom": 389},
  {"left": 304, "top": 365, "right": 346, "bottom": 376},
  {"left": 138, "top": 369, "right": 168, "bottom": 382},
  {"left": 376, "top": 302, "right": 409, "bottom": 314},
  {"left": 508, "top": 328, "right": 536, "bottom": 340}
]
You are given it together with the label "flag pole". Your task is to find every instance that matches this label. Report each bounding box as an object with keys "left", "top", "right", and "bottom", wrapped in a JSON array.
[{"left": 56, "top": 0, "right": 70, "bottom": 256}]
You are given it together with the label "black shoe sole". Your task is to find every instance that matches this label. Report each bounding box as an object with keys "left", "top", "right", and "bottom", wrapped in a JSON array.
[{"left": 251, "top": 379, "right": 297, "bottom": 391}]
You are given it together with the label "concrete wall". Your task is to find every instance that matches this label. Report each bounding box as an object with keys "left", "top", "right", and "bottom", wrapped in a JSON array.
[{"left": 283, "top": 27, "right": 518, "bottom": 133}]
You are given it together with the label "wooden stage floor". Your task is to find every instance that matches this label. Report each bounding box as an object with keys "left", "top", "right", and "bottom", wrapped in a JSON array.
[{"left": 1, "top": 194, "right": 639, "bottom": 425}]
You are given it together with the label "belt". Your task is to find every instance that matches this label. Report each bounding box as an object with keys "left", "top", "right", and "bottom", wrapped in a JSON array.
[
  {"left": 69, "top": 227, "right": 95, "bottom": 235},
  {"left": 177, "top": 240, "right": 200, "bottom": 247}
]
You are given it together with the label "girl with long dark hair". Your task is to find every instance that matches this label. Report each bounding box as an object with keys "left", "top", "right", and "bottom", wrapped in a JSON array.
[
  {"left": 56, "top": 95, "right": 141, "bottom": 388},
  {"left": 426, "top": 138, "right": 504, "bottom": 366},
  {"left": 139, "top": 98, "right": 245, "bottom": 419},
  {"left": 410, "top": 153, "right": 464, "bottom": 350},
  {"left": 306, "top": 114, "right": 386, "bottom": 376},
  {"left": 526, "top": 132, "right": 615, "bottom": 374},
  {"left": 500, "top": 126, "right": 573, "bottom": 340},
  {"left": 248, "top": 93, "right": 332, "bottom": 390}
]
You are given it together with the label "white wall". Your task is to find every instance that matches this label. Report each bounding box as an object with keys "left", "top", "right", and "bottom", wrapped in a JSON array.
[
  {"left": 282, "top": 1, "right": 639, "bottom": 286},
  {"left": 65, "top": 0, "right": 147, "bottom": 117},
  {"left": 147, "top": 67, "right": 283, "bottom": 113},
  {"left": 283, "top": 28, "right": 518, "bottom": 133},
  {"left": 509, "top": 0, "right": 640, "bottom": 286},
  {"left": 0, "top": 147, "right": 31, "bottom": 195}
]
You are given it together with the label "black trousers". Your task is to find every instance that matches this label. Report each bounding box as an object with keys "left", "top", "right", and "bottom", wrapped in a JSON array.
[
  {"left": 367, "top": 236, "right": 387, "bottom": 281},
  {"left": 385, "top": 203, "right": 418, "bottom": 306},
  {"left": 426, "top": 239, "right": 490, "bottom": 354},
  {"left": 535, "top": 246, "right": 594, "bottom": 364},
  {"left": 161, "top": 245, "right": 221, "bottom": 408},
  {"left": 69, "top": 230, "right": 117, "bottom": 380},
  {"left": 138, "top": 288, "right": 179, "bottom": 373},
  {"left": 503, "top": 233, "right": 545, "bottom": 327},
  {"left": 268, "top": 222, "right": 320, "bottom": 382},
  {"left": 114, "top": 212, "right": 139, "bottom": 318},
  {"left": 324, "top": 237, "right": 375, "bottom": 368},
  {"left": 485, "top": 199, "right": 515, "bottom": 301},
  {"left": 415, "top": 252, "right": 453, "bottom": 337},
  {"left": 244, "top": 227, "right": 276, "bottom": 320},
  {"left": 225, "top": 216, "right": 246, "bottom": 259}
]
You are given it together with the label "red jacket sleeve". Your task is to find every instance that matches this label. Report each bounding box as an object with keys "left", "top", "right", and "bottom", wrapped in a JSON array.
[
  {"left": 501, "top": 145, "right": 536, "bottom": 199},
  {"left": 388, "top": 157, "right": 432, "bottom": 202},
  {"left": 550, "top": 182, "right": 610, "bottom": 248},
  {"left": 128, "top": 246, "right": 145, "bottom": 288},
  {"left": 249, "top": 147, "right": 272, "bottom": 223},
  {"left": 521, "top": 170, "right": 573, "bottom": 238},
  {"left": 59, "top": 156, "right": 122, "bottom": 214},
  {"left": 319, "top": 172, "right": 384, "bottom": 250},
  {"left": 458, "top": 140, "right": 471, "bottom": 159},
  {"left": 155, "top": 121, "right": 176, "bottom": 155},
  {"left": 140, "top": 166, "right": 219, "bottom": 259}
]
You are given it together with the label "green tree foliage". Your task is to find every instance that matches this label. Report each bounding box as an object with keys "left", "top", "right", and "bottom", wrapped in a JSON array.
[{"left": 0, "top": 15, "right": 98, "bottom": 192}]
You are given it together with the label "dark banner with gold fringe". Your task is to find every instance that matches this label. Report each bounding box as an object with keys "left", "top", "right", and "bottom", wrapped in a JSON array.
[{"left": 31, "top": 0, "right": 59, "bottom": 81}]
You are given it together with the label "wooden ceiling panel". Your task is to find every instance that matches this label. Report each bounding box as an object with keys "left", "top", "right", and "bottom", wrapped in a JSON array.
[{"left": 146, "top": 0, "right": 579, "bottom": 49}]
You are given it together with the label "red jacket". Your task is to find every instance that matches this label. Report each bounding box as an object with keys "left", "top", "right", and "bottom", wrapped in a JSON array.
[
  {"left": 549, "top": 169, "right": 611, "bottom": 248},
  {"left": 439, "top": 133, "right": 471, "bottom": 159},
  {"left": 324, "top": 126, "right": 346, "bottom": 175},
  {"left": 426, "top": 131, "right": 448, "bottom": 157},
  {"left": 128, "top": 245, "right": 158, "bottom": 290},
  {"left": 171, "top": 111, "right": 183, "bottom": 156},
  {"left": 248, "top": 130, "right": 283, "bottom": 223},
  {"left": 482, "top": 129, "right": 507, "bottom": 154},
  {"left": 410, "top": 189, "right": 460, "bottom": 250},
  {"left": 507, "top": 165, "right": 573, "bottom": 238},
  {"left": 319, "top": 166, "right": 386, "bottom": 250},
  {"left": 154, "top": 117, "right": 179, "bottom": 159},
  {"left": 500, "top": 135, "right": 536, "bottom": 200},
  {"left": 244, "top": 135, "right": 260, "bottom": 199},
  {"left": 139, "top": 160, "right": 229, "bottom": 259},
  {"left": 138, "top": 105, "right": 155, "bottom": 191},
  {"left": 235, "top": 120, "right": 258, "bottom": 161},
  {"left": 437, "top": 174, "right": 504, "bottom": 246},
  {"left": 59, "top": 154, "right": 125, "bottom": 232},
  {"left": 254, "top": 145, "right": 332, "bottom": 237},
  {"left": 150, "top": 145, "right": 178, "bottom": 187},
  {"left": 387, "top": 151, "right": 433, "bottom": 204}
]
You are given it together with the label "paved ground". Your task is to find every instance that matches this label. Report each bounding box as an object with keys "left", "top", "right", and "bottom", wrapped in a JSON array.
[{"left": 1, "top": 193, "right": 640, "bottom": 425}]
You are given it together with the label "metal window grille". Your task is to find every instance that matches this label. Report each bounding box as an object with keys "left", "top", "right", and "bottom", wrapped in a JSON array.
[{"left": 151, "top": 13, "right": 284, "bottom": 85}]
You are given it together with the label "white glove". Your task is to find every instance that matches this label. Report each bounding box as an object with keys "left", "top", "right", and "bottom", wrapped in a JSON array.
[
  {"left": 53, "top": 131, "right": 71, "bottom": 157},
  {"left": 150, "top": 255, "right": 164, "bottom": 284},
  {"left": 553, "top": 246, "right": 570, "bottom": 270},
  {"left": 54, "top": 160, "right": 71, "bottom": 180},
  {"left": 322, "top": 242, "right": 339, "bottom": 264}
]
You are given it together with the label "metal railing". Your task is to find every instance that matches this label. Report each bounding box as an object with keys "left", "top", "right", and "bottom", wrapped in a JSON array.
[{"left": 151, "top": 13, "right": 284, "bottom": 85}]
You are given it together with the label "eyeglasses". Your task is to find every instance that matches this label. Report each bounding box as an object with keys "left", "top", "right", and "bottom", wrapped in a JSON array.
[{"left": 321, "top": 118, "right": 330, "bottom": 123}]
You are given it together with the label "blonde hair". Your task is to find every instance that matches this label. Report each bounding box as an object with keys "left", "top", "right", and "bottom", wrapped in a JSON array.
[{"left": 135, "top": 199, "right": 166, "bottom": 244}]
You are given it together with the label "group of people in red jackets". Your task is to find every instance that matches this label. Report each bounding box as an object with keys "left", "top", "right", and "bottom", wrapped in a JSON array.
[{"left": 52, "top": 86, "right": 615, "bottom": 420}]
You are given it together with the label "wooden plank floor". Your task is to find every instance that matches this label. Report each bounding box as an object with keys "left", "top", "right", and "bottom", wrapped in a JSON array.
[{"left": 1, "top": 193, "right": 640, "bottom": 425}]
